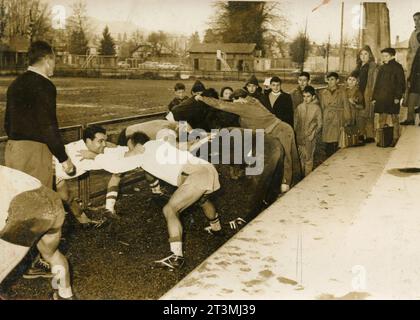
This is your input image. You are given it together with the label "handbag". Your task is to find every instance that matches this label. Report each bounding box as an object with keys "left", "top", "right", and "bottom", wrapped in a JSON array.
[
  {"left": 339, "top": 125, "right": 365, "bottom": 148},
  {"left": 377, "top": 125, "right": 394, "bottom": 148}
]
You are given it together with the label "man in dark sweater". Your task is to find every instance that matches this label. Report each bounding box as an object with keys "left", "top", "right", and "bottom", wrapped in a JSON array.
[
  {"left": 4, "top": 41, "right": 75, "bottom": 189},
  {"left": 260, "top": 76, "right": 294, "bottom": 128},
  {"left": 4, "top": 41, "right": 76, "bottom": 282}
]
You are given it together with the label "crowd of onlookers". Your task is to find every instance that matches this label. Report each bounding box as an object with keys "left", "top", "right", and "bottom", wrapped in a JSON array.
[{"left": 166, "top": 39, "right": 416, "bottom": 178}]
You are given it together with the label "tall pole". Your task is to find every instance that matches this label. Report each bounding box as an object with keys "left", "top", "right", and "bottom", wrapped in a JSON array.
[
  {"left": 301, "top": 16, "right": 308, "bottom": 72},
  {"left": 326, "top": 34, "right": 331, "bottom": 73},
  {"left": 339, "top": 1, "right": 344, "bottom": 72},
  {"left": 358, "top": 2, "right": 363, "bottom": 50}
]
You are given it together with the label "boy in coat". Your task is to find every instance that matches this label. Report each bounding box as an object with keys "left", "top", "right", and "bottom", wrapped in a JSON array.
[
  {"left": 372, "top": 48, "right": 406, "bottom": 145},
  {"left": 319, "top": 72, "right": 349, "bottom": 156},
  {"left": 294, "top": 86, "right": 322, "bottom": 176}
]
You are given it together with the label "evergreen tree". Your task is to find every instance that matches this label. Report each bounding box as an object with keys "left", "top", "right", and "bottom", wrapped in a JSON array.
[{"left": 100, "top": 25, "right": 116, "bottom": 56}]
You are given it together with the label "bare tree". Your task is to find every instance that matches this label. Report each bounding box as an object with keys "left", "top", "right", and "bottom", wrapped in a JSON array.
[
  {"left": 1, "top": 0, "right": 52, "bottom": 42},
  {"left": 209, "top": 1, "right": 288, "bottom": 56},
  {"left": 147, "top": 31, "right": 168, "bottom": 57},
  {"left": 67, "top": 0, "right": 90, "bottom": 55}
]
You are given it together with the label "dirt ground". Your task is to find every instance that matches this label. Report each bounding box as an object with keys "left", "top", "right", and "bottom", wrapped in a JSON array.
[
  {"left": 0, "top": 77, "right": 328, "bottom": 300},
  {"left": 0, "top": 165, "right": 268, "bottom": 300}
]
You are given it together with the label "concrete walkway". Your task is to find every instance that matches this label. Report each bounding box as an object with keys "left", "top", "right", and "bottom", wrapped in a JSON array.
[{"left": 162, "top": 126, "right": 420, "bottom": 300}]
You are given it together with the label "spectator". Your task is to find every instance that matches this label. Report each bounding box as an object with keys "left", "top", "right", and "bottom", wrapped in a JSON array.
[
  {"left": 345, "top": 71, "right": 364, "bottom": 128},
  {"left": 406, "top": 36, "right": 420, "bottom": 127},
  {"left": 220, "top": 87, "right": 234, "bottom": 101},
  {"left": 372, "top": 48, "right": 406, "bottom": 146},
  {"left": 243, "top": 75, "right": 264, "bottom": 102},
  {"left": 319, "top": 72, "right": 349, "bottom": 157},
  {"left": 168, "top": 83, "right": 189, "bottom": 111},
  {"left": 260, "top": 76, "right": 294, "bottom": 128},
  {"left": 354, "top": 45, "right": 378, "bottom": 142},
  {"left": 401, "top": 13, "right": 420, "bottom": 126},
  {"left": 291, "top": 72, "right": 311, "bottom": 112},
  {"left": 4, "top": 40, "right": 75, "bottom": 188},
  {"left": 294, "top": 86, "right": 322, "bottom": 176}
]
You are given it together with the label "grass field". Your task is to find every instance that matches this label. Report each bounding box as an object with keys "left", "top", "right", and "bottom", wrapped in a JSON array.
[{"left": 0, "top": 76, "right": 297, "bottom": 137}]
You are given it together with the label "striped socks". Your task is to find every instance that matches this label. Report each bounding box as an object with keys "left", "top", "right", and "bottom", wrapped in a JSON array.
[
  {"left": 149, "top": 179, "right": 162, "bottom": 195},
  {"left": 105, "top": 186, "right": 119, "bottom": 213}
]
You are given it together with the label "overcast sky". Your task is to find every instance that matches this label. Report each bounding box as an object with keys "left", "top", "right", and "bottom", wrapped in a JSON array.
[{"left": 48, "top": 0, "right": 418, "bottom": 44}]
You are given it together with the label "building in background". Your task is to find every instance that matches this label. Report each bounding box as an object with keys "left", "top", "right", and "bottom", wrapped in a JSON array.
[{"left": 188, "top": 43, "right": 270, "bottom": 72}]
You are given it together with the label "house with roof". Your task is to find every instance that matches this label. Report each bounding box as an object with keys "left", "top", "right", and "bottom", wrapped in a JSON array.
[
  {"left": 188, "top": 43, "right": 270, "bottom": 72},
  {"left": 0, "top": 36, "right": 30, "bottom": 70}
]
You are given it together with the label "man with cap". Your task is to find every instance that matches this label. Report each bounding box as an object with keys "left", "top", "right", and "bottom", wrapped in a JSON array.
[
  {"left": 260, "top": 76, "right": 294, "bottom": 128},
  {"left": 372, "top": 48, "right": 406, "bottom": 144},
  {"left": 401, "top": 14, "right": 420, "bottom": 126},
  {"left": 168, "top": 80, "right": 211, "bottom": 130},
  {"left": 243, "top": 75, "right": 264, "bottom": 103}
]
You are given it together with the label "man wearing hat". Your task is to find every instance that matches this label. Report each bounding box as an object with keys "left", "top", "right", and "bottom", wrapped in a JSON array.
[
  {"left": 372, "top": 48, "right": 406, "bottom": 145},
  {"left": 243, "top": 75, "right": 264, "bottom": 103},
  {"left": 169, "top": 80, "right": 210, "bottom": 130}
]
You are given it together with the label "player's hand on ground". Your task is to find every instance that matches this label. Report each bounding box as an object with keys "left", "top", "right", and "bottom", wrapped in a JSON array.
[{"left": 229, "top": 218, "right": 246, "bottom": 230}]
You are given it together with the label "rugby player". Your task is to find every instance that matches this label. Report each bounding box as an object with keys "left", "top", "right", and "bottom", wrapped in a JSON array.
[
  {"left": 0, "top": 166, "right": 75, "bottom": 300},
  {"left": 95, "top": 131, "right": 223, "bottom": 270}
]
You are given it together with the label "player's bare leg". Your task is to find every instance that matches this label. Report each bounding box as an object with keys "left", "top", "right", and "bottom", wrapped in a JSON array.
[{"left": 36, "top": 211, "right": 74, "bottom": 299}]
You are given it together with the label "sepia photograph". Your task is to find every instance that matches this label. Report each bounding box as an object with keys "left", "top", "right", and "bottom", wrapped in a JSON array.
[{"left": 0, "top": 0, "right": 419, "bottom": 305}]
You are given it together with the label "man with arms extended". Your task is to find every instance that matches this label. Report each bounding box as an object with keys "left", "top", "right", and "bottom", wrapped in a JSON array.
[{"left": 95, "top": 132, "right": 223, "bottom": 270}]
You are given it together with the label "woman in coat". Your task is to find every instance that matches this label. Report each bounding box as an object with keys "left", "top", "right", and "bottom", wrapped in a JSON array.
[{"left": 354, "top": 45, "right": 378, "bottom": 143}]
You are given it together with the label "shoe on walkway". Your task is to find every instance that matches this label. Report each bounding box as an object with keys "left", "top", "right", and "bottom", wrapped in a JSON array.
[
  {"left": 153, "top": 253, "right": 185, "bottom": 270},
  {"left": 23, "top": 256, "right": 53, "bottom": 279}
]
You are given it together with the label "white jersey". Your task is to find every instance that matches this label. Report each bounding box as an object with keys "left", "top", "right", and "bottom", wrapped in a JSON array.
[
  {"left": 0, "top": 166, "right": 41, "bottom": 230},
  {"left": 95, "top": 140, "right": 210, "bottom": 187},
  {"left": 54, "top": 140, "right": 129, "bottom": 181}
]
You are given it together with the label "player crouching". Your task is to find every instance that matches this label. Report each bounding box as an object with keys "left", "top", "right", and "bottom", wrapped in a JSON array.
[{"left": 96, "top": 131, "right": 224, "bottom": 270}]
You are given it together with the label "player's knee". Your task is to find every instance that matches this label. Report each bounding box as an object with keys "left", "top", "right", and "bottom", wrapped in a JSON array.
[{"left": 162, "top": 204, "right": 177, "bottom": 220}]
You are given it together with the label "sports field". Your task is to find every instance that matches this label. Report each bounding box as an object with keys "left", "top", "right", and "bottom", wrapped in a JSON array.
[{"left": 0, "top": 77, "right": 297, "bottom": 137}]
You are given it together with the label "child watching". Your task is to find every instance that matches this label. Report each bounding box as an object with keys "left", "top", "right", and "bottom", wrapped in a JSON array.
[
  {"left": 372, "top": 48, "right": 406, "bottom": 146},
  {"left": 294, "top": 86, "right": 322, "bottom": 176},
  {"left": 168, "top": 82, "right": 189, "bottom": 111},
  {"left": 319, "top": 72, "right": 348, "bottom": 156}
]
